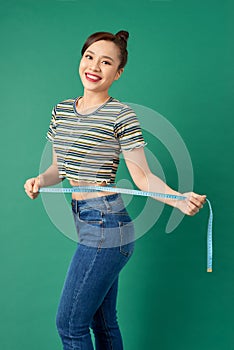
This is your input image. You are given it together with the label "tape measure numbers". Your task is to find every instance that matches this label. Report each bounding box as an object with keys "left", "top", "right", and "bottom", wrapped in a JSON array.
[{"left": 39, "top": 185, "right": 213, "bottom": 272}]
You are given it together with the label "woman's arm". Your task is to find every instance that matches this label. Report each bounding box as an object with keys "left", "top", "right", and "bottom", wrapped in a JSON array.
[
  {"left": 122, "top": 147, "right": 206, "bottom": 216},
  {"left": 24, "top": 147, "right": 64, "bottom": 200},
  {"left": 38, "top": 148, "right": 64, "bottom": 187}
]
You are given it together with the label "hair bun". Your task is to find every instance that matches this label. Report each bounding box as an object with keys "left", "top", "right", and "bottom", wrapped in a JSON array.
[{"left": 115, "top": 30, "right": 129, "bottom": 43}]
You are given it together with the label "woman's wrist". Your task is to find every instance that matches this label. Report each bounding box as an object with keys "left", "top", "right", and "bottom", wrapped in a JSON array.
[
  {"left": 165, "top": 190, "right": 185, "bottom": 209},
  {"left": 37, "top": 166, "right": 64, "bottom": 187},
  {"left": 37, "top": 174, "right": 44, "bottom": 188}
]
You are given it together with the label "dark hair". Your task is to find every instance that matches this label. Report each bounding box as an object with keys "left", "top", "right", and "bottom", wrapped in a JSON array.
[{"left": 81, "top": 30, "right": 129, "bottom": 70}]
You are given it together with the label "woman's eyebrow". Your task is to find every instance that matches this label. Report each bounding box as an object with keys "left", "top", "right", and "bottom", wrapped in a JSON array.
[{"left": 86, "top": 50, "right": 115, "bottom": 62}]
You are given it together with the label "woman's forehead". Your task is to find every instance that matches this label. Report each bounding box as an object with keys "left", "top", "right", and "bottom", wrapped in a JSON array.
[{"left": 85, "top": 40, "right": 120, "bottom": 59}]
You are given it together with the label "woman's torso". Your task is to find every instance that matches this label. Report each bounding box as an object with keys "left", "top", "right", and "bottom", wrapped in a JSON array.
[
  {"left": 69, "top": 179, "right": 116, "bottom": 200},
  {"left": 48, "top": 96, "right": 146, "bottom": 198},
  {"left": 69, "top": 97, "right": 116, "bottom": 200}
]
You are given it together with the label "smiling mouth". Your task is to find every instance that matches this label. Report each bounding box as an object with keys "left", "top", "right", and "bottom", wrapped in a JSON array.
[{"left": 85, "top": 73, "right": 102, "bottom": 82}]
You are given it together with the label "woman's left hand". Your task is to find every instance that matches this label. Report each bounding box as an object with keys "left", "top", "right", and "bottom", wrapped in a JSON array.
[{"left": 176, "top": 192, "right": 207, "bottom": 216}]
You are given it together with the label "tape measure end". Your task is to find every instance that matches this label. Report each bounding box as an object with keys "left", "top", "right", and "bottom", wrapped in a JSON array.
[{"left": 207, "top": 268, "right": 212, "bottom": 273}]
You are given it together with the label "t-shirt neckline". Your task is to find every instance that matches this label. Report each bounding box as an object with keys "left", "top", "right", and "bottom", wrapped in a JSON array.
[{"left": 73, "top": 96, "right": 113, "bottom": 116}]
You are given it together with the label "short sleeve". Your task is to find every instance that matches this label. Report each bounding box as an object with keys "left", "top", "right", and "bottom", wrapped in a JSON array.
[
  {"left": 114, "top": 106, "right": 147, "bottom": 152},
  {"left": 46, "top": 106, "right": 57, "bottom": 142}
]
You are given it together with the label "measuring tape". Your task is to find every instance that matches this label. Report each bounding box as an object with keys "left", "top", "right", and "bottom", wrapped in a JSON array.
[{"left": 39, "top": 185, "right": 213, "bottom": 272}]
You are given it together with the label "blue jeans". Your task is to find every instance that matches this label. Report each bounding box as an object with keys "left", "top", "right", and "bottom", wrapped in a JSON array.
[{"left": 56, "top": 193, "right": 135, "bottom": 350}]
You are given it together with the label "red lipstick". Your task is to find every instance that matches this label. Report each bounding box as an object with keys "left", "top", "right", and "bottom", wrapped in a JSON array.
[{"left": 85, "top": 73, "right": 102, "bottom": 82}]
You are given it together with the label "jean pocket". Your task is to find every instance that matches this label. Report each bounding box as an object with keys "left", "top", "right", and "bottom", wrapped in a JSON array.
[
  {"left": 77, "top": 208, "right": 103, "bottom": 226},
  {"left": 118, "top": 220, "right": 135, "bottom": 257}
]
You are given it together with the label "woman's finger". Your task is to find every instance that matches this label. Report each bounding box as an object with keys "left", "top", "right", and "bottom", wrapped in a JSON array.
[
  {"left": 186, "top": 193, "right": 206, "bottom": 208},
  {"left": 33, "top": 176, "right": 40, "bottom": 193},
  {"left": 186, "top": 201, "right": 200, "bottom": 216}
]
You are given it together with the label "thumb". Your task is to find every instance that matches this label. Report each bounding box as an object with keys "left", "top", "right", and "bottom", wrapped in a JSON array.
[{"left": 33, "top": 176, "right": 40, "bottom": 193}]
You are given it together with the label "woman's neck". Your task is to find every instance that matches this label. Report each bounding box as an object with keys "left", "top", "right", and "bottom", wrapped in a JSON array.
[
  {"left": 75, "top": 90, "right": 111, "bottom": 114},
  {"left": 81, "top": 90, "right": 110, "bottom": 107}
]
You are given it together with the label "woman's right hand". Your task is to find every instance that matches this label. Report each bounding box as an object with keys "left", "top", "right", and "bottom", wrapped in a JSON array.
[
  {"left": 176, "top": 192, "right": 207, "bottom": 216},
  {"left": 24, "top": 176, "right": 41, "bottom": 200}
]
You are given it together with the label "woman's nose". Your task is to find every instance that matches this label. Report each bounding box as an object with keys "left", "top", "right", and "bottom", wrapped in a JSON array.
[{"left": 89, "top": 60, "right": 101, "bottom": 71}]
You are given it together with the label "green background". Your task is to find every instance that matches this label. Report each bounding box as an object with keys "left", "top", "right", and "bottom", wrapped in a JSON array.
[{"left": 1, "top": 0, "right": 233, "bottom": 349}]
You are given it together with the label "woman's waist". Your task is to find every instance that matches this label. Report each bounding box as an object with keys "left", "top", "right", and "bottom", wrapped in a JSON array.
[{"left": 69, "top": 179, "right": 117, "bottom": 200}]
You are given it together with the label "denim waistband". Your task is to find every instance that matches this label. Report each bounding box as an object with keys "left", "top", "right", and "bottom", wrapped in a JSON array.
[{"left": 71, "top": 193, "right": 122, "bottom": 211}]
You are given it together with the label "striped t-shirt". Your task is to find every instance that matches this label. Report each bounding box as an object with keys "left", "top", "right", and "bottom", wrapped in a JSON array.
[{"left": 46, "top": 96, "right": 147, "bottom": 184}]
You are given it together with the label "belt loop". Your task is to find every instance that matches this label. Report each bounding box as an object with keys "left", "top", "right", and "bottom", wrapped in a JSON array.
[
  {"left": 103, "top": 196, "right": 111, "bottom": 212},
  {"left": 71, "top": 199, "right": 78, "bottom": 214}
]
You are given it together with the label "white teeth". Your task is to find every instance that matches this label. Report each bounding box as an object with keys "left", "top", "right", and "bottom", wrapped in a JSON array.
[{"left": 86, "top": 73, "right": 100, "bottom": 80}]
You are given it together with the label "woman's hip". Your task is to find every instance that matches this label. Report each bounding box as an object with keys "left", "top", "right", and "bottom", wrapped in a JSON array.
[{"left": 71, "top": 193, "right": 135, "bottom": 253}]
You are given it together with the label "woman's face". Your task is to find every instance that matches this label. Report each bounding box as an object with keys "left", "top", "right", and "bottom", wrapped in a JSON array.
[{"left": 79, "top": 40, "right": 124, "bottom": 94}]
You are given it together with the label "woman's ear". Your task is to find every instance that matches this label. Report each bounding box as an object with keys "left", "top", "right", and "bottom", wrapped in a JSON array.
[{"left": 114, "top": 68, "right": 124, "bottom": 81}]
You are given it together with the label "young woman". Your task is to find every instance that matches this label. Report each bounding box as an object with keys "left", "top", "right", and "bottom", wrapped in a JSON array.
[{"left": 24, "top": 30, "right": 206, "bottom": 350}]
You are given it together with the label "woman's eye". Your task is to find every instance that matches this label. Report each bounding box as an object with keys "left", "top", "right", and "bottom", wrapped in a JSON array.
[{"left": 84, "top": 55, "right": 110, "bottom": 65}]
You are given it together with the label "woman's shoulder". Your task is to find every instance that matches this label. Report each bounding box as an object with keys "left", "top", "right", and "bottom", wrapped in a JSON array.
[
  {"left": 109, "top": 97, "right": 135, "bottom": 113},
  {"left": 52, "top": 97, "right": 77, "bottom": 115},
  {"left": 55, "top": 97, "right": 76, "bottom": 107}
]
